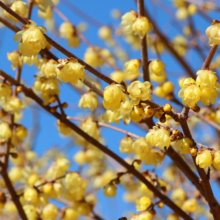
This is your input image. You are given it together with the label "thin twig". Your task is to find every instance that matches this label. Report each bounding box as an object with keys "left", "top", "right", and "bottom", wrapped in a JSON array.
[
  {"left": 1, "top": 170, "right": 28, "bottom": 220},
  {"left": 137, "top": 0, "right": 150, "bottom": 82},
  {"left": 67, "top": 116, "right": 141, "bottom": 139},
  {"left": 27, "top": 0, "right": 34, "bottom": 20}
]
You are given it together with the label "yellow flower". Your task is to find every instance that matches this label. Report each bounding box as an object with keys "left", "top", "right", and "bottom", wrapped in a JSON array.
[
  {"left": 13, "top": 21, "right": 47, "bottom": 57},
  {"left": 41, "top": 204, "right": 59, "bottom": 220},
  {"left": 121, "top": 10, "right": 137, "bottom": 34},
  {"left": 178, "top": 79, "right": 201, "bottom": 108},
  {"left": 172, "top": 138, "right": 193, "bottom": 155},
  {"left": 136, "top": 196, "right": 151, "bottom": 211},
  {"left": 53, "top": 158, "right": 70, "bottom": 178},
  {"left": 82, "top": 118, "right": 100, "bottom": 139},
  {"left": 7, "top": 51, "right": 22, "bottom": 70},
  {"left": 103, "top": 84, "right": 125, "bottom": 111},
  {"left": 206, "top": 21, "right": 220, "bottom": 46},
  {"left": 110, "top": 70, "right": 125, "bottom": 83},
  {"left": 213, "top": 151, "right": 220, "bottom": 170},
  {"left": 128, "top": 80, "right": 152, "bottom": 105},
  {"left": 196, "top": 70, "right": 217, "bottom": 88},
  {"left": 23, "top": 55, "right": 39, "bottom": 67},
  {"left": 119, "top": 136, "right": 134, "bottom": 154},
  {"left": 196, "top": 149, "right": 212, "bottom": 168},
  {"left": 146, "top": 128, "right": 170, "bottom": 150},
  {"left": 183, "top": 199, "right": 198, "bottom": 213},
  {"left": 132, "top": 17, "right": 151, "bottom": 39},
  {"left": 78, "top": 92, "right": 98, "bottom": 111},
  {"left": 102, "top": 110, "right": 121, "bottom": 124},
  {"left": 84, "top": 47, "right": 103, "bottom": 68},
  {"left": 200, "top": 87, "right": 218, "bottom": 106},
  {"left": 130, "top": 105, "right": 144, "bottom": 122},
  {"left": 133, "top": 137, "right": 151, "bottom": 156},
  {"left": 23, "top": 205, "right": 38, "bottom": 220},
  {"left": 67, "top": 36, "right": 80, "bottom": 48},
  {"left": 24, "top": 187, "right": 39, "bottom": 204},
  {"left": 43, "top": 59, "right": 58, "bottom": 78},
  {"left": 15, "top": 125, "right": 27, "bottom": 140},
  {"left": 150, "top": 60, "right": 165, "bottom": 76},
  {"left": 98, "top": 26, "right": 112, "bottom": 40},
  {"left": 62, "top": 208, "right": 80, "bottom": 220},
  {"left": 59, "top": 22, "right": 74, "bottom": 39},
  {"left": 4, "top": 0, "right": 28, "bottom": 24},
  {"left": 124, "top": 59, "right": 140, "bottom": 79},
  {"left": 3, "top": 97, "right": 24, "bottom": 114},
  {"left": 140, "top": 148, "right": 165, "bottom": 166},
  {"left": 36, "top": 0, "right": 57, "bottom": 11},
  {"left": 0, "top": 83, "right": 11, "bottom": 100},
  {"left": 173, "top": 35, "right": 187, "bottom": 56},
  {"left": 176, "top": 7, "right": 189, "bottom": 20},
  {"left": 104, "top": 184, "right": 117, "bottom": 197},
  {"left": 0, "top": 122, "right": 12, "bottom": 142},
  {"left": 38, "top": 7, "right": 53, "bottom": 20},
  {"left": 171, "top": 188, "right": 186, "bottom": 205},
  {"left": 65, "top": 172, "right": 83, "bottom": 189},
  {"left": 56, "top": 58, "right": 85, "bottom": 85}
]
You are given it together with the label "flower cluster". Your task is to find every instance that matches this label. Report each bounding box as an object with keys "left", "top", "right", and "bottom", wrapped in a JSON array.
[
  {"left": 179, "top": 70, "right": 218, "bottom": 108},
  {"left": 121, "top": 10, "right": 151, "bottom": 39}
]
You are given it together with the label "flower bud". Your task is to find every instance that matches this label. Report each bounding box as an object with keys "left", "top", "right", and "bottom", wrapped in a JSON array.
[
  {"left": 196, "top": 149, "right": 212, "bottom": 168},
  {"left": 98, "top": 26, "right": 112, "bottom": 40},
  {"left": 150, "top": 60, "right": 165, "bottom": 76},
  {"left": 163, "top": 104, "right": 172, "bottom": 113},
  {"left": 103, "top": 184, "right": 117, "bottom": 197},
  {"left": 144, "top": 106, "right": 154, "bottom": 118},
  {"left": 130, "top": 105, "right": 144, "bottom": 122}
]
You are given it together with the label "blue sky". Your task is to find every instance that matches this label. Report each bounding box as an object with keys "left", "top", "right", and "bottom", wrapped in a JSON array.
[{"left": 0, "top": 0, "right": 220, "bottom": 219}]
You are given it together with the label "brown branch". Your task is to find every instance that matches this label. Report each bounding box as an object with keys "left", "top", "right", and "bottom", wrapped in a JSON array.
[
  {"left": 67, "top": 116, "right": 141, "bottom": 139},
  {"left": 0, "top": 69, "right": 193, "bottom": 220},
  {"left": 27, "top": 0, "right": 34, "bottom": 20},
  {"left": 201, "top": 45, "right": 218, "bottom": 70},
  {"left": 137, "top": 0, "right": 150, "bottom": 82},
  {"left": 179, "top": 107, "right": 220, "bottom": 219},
  {"left": 0, "top": 2, "right": 116, "bottom": 85},
  {"left": 56, "top": 95, "right": 66, "bottom": 117},
  {"left": 1, "top": 170, "right": 28, "bottom": 220}
]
